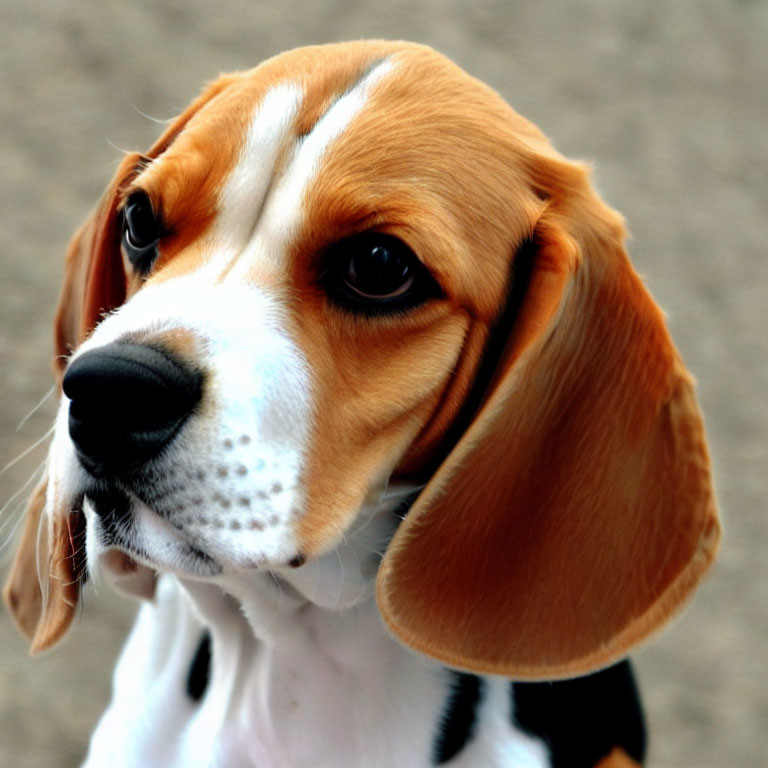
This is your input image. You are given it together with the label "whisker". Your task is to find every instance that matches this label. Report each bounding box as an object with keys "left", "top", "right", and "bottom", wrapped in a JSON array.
[
  {"left": 346, "top": 530, "right": 363, "bottom": 575},
  {"left": 53, "top": 542, "right": 89, "bottom": 588},
  {"left": 0, "top": 499, "right": 26, "bottom": 553},
  {"left": 105, "top": 138, "right": 137, "bottom": 157},
  {"left": 53, "top": 353, "right": 71, "bottom": 370},
  {"left": 131, "top": 105, "right": 174, "bottom": 125},
  {"left": 35, "top": 494, "right": 49, "bottom": 607},
  {"left": 313, "top": 555, "right": 322, "bottom": 605},
  {"left": 15, "top": 386, "right": 56, "bottom": 432},
  {"left": 264, "top": 571, "right": 285, "bottom": 634},
  {"left": 0, "top": 461, "right": 45, "bottom": 526},
  {"left": 346, "top": 507, "right": 378, "bottom": 538},
  {"left": 0, "top": 462, "right": 46, "bottom": 551},
  {"left": 64, "top": 538, "right": 88, "bottom": 563},
  {"left": 0, "top": 425, "right": 54, "bottom": 478},
  {"left": 334, "top": 546, "right": 345, "bottom": 611}
]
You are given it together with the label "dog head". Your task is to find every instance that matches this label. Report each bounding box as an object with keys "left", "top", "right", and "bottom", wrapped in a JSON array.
[{"left": 4, "top": 41, "right": 719, "bottom": 678}]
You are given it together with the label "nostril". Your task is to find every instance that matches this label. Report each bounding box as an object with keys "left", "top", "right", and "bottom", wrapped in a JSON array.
[{"left": 63, "top": 342, "right": 203, "bottom": 474}]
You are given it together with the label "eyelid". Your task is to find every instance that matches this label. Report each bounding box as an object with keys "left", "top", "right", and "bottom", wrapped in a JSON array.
[
  {"left": 118, "top": 179, "right": 161, "bottom": 214},
  {"left": 120, "top": 189, "right": 168, "bottom": 237},
  {"left": 119, "top": 155, "right": 153, "bottom": 200},
  {"left": 120, "top": 190, "right": 163, "bottom": 275}
]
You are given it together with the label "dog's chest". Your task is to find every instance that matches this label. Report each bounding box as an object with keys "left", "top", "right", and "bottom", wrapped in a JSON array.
[
  {"left": 82, "top": 576, "right": 549, "bottom": 768},
  {"left": 212, "top": 604, "right": 448, "bottom": 766}
]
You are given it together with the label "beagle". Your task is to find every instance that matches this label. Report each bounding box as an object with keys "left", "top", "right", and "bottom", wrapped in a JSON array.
[{"left": 4, "top": 41, "right": 719, "bottom": 768}]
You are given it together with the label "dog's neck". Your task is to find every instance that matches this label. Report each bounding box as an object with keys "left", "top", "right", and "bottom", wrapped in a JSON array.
[{"left": 166, "top": 487, "right": 450, "bottom": 767}]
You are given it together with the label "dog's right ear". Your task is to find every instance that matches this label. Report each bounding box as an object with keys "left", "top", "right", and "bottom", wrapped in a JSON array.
[{"left": 378, "top": 143, "right": 720, "bottom": 680}]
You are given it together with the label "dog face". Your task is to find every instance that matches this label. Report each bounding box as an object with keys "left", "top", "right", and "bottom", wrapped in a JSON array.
[{"left": 4, "top": 41, "right": 719, "bottom": 679}]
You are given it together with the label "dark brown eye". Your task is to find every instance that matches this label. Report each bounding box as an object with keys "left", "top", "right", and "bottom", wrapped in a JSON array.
[
  {"left": 122, "top": 192, "right": 160, "bottom": 273},
  {"left": 324, "top": 233, "right": 441, "bottom": 314}
]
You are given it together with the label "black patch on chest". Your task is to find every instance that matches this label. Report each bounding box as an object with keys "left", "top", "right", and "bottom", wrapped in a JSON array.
[
  {"left": 186, "top": 630, "right": 212, "bottom": 702},
  {"left": 432, "top": 671, "right": 485, "bottom": 765},
  {"left": 511, "top": 660, "right": 646, "bottom": 767}
]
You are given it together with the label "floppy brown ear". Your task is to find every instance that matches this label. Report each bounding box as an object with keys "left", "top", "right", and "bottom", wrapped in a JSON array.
[
  {"left": 4, "top": 76, "right": 240, "bottom": 652},
  {"left": 3, "top": 153, "right": 141, "bottom": 652},
  {"left": 4, "top": 75, "right": 241, "bottom": 652},
  {"left": 53, "top": 151, "right": 147, "bottom": 377},
  {"left": 377, "top": 152, "right": 720, "bottom": 679},
  {"left": 3, "top": 478, "right": 87, "bottom": 654}
]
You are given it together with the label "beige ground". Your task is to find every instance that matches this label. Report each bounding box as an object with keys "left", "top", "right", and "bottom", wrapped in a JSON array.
[{"left": 1, "top": 1, "right": 765, "bottom": 765}]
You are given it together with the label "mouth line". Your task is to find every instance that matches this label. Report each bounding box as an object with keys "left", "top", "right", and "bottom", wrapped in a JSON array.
[
  {"left": 180, "top": 544, "right": 222, "bottom": 575},
  {"left": 98, "top": 526, "right": 224, "bottom": 578},
  {"left": 82, "top": 485, "right": 223, "bottom": 578}
]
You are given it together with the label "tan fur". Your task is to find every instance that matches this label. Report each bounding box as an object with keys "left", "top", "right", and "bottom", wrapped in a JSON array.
[
  {"left": 595, "top": 748, "right": 643, "bottom": 768},
  {"left": 3, "top": 480, "right": 48, "bottom": 641}
]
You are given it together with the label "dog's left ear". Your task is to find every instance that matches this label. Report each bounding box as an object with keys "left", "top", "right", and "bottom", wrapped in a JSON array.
[{"left": 377, "top": 144, "right": 720, "bottom": 680}]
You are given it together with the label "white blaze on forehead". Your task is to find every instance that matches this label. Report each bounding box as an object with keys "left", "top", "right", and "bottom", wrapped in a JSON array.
[
  {"left": 207, "top": 82, "right": 304, "bottom": 273},
  {"left": 223, "top": 58, "right": 396, "bottom": 281},
  {"left": 263, "top": 58, "right": 395, "bottom": 243}
]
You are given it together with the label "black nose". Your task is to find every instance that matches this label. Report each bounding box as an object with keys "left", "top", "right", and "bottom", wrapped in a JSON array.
[{"left": 62, "top": 342, "right": 203, "bottom": 476}]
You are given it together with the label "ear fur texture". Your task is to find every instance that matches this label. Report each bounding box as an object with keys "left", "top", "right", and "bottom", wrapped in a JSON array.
[
  {"left": 3, "top": 479, "right": 86, "bottom": 654},
  {"left": 3, "top": 73, "right": 238, "bottom": 653},
  {"left": 3, "top": 153, "right": 141, "bottom": 652},
  {"left": 53, "top": 152, "right": 146, "bottom": 376},
  {"left": 377, "top": 151, "right": 720, "bottom": 680},
  {"left": 3, "top": 480, "right": 48, "bottom": 643}
]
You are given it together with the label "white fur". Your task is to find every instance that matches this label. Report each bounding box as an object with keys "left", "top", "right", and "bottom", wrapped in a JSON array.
[
  {"left": 83, "top": 518, "right": 549, "bottom": 768},
  {"left": 209, "top": 82, "right": 303, "bottom": 276}
]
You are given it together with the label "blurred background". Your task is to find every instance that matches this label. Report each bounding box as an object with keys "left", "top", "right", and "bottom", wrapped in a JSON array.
[{"left": 1, "top": 1, "right": 765, "bottom": 765}]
